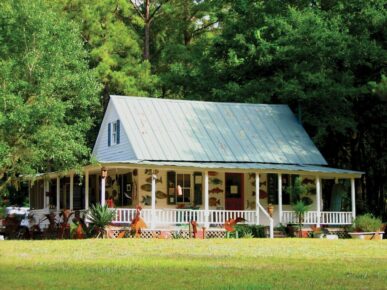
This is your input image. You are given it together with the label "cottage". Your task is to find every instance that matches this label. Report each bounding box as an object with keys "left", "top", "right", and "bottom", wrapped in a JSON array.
[{"left": 29, "top": 96, "right": 362, "bottom": 237}]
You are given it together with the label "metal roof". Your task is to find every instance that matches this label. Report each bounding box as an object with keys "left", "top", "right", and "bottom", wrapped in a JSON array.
[
  {"left": 111, "top": 95, "right": 327, "bottom": 165},
  {"left": 99, "top": 160, "right": 363, "bottom": 176}
]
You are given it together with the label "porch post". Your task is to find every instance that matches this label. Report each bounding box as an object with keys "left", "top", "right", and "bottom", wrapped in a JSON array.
[
  {"left": 69, "top": 173, "right": 74, "bottom": 210},
  {"left": 350, "top": 178, "right": 356, "bottom": 220},
  {"left": 85, "top": 170, "right": 89, "bottom": 210},
  {"left": 255, "top": 173, "right": 260, "bottom": 225},
  {"left": 204, "top": 170, "right": 209, "bottom": 228},
  {"left": 278, "top": 173, "right": 282, "bottom": 223},
  {"left": 316, "top": 176, "right": 321, "bottom": 227},
  {"left": 56, "top": 177, "right": 60, "bottom": 211},
  {"left": 43, "top": 179, "right": 48, "bottom": 208},
  {"left": 151, "top": 171, "right": 156, "bottom": 229},
  {"left": 101, "top": 167, "right": 107, "bottom": 206}
]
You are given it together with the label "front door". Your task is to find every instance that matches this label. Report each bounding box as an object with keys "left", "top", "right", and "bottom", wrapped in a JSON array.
[{"left": 225, "top": 173, "right": 244, "bottom": 210}]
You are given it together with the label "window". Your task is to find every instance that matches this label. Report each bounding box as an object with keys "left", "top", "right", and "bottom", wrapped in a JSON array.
[
  {"left": 176, "top": 174, "right": 191, "bottom": 204},
  {"left": 166, "top": 171, "right": 192, "bottom": 205},
  {"left": 112, "top": 122, "right": 117, "bottom": 145},
  {"left": 108, "top": 120, "right": 120, "bottom": 146}
]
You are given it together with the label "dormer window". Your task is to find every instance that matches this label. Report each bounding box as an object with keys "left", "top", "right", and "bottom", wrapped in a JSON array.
[{"left": 108, "top": 120, "right": 120, "bottom": 146}]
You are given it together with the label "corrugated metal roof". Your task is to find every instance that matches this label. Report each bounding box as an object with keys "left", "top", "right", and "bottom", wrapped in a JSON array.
[
  {"left": 100, "top": 160, "right": 363, "bottom": 176},
  {"left": 111, "top": 95, "right": 327, "bottom": 165}
]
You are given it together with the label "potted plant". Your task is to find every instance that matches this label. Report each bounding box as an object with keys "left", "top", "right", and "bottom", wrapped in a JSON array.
[
  {"left": 286, "top": 177, "right": 310, "bottom": 237},
  {"left": 88, "top": 204, "right": 116, "bottom": 238},
  {"left": 349, "top": 214, "right": 384, "bottom": 240}
]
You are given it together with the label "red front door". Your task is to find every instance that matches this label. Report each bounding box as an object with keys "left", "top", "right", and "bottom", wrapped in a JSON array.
[{"left": 225, "top": 173, "right": 244, "bottom": 210}]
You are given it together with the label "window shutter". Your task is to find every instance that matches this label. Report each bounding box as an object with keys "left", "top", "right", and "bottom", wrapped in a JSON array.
[
  {"left": 116, "top": 119, "right": 120, "bottom": 144},
  {"left": 167, "top": 171, "right": 176, "bottom": 205},
  {"left": 193, "top": 172, "right": 203, "bottom": 205},
  {"left": 108, "top": 123, "right": 111, "bottom": 147},
  {"left": 267, "top": 174, "right": 278, "bottom": 204}
]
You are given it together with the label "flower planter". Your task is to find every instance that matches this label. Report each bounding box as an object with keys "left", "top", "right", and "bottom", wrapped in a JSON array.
[{"left": 349, "top": 232, "right": 384, "bottom": 240}]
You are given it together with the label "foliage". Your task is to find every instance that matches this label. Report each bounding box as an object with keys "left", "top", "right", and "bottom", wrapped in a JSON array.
[
  {"left": 285, "top": 177, "right": 308, "bottom": 202},
  {"left": 352, "top": 213, "right": 383, "bottom": 232},
  {"left": 87, "top": 204, "right": 115, "bottom": 237},
  {"left": 293, "top": 200, "right": 310, "bottom": 225},
  {"left": 0, "top": 0, "right": 101, "bottom": 189},
  {"left": 52, "top": 0, "right": 158, "bottom": 105},
  {"left": 0, "top": 240, "right": 386, "bottom": 289},
  {"left": 234, "top": 224, "right": 266, "bottom": 238}
]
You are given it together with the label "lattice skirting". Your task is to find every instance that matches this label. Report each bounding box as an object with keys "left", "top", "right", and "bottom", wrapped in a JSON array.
[{"left": 106, "top": 227, "right": 227, "bottom": 239}]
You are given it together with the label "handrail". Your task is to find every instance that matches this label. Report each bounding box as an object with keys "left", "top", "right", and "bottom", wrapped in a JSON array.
[{"left": 257, "top": 203, "right": 274, "bottom": 238}]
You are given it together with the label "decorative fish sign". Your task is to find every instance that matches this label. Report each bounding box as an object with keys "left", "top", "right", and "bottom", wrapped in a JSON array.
[
  {"left": 209, "top": 187, "right": 223, "bottom": 194},
  {"left": 210, "top": 178, "right": 223, "bottom": 185},
  {"left": 141, "top": 184, "right": 152, "bottom": 192},
  {"left": 145, "top": 169, "right": 159, "bottom": 175},
  {"left": 252, "top": 189, "right": 268, "bottom": 199},
  {"left": 209, "top": 197, "right": 220, "bottom": 207},
  {"left": 208, "top": 171, "right": 218, "bottom": 176},
  {"left": 246, "top": 200, "right": 256, "bottom": 209},
  {"left": 141, "top": 195, "right": 152, "bottom": 205},
  {"left": 250, "top": 181, "right": 267, "bottom": 187},
  {"left": 146, "top": 176, "right": 163, "bottom": 184},
  {"left": 156, "top": 191, "right": 167, "bottom": 199}
]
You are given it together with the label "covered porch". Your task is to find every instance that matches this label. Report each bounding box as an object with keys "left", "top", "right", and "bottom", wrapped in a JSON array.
[{"left": 28, "top": 162, "right": 362, "bottom": 238}]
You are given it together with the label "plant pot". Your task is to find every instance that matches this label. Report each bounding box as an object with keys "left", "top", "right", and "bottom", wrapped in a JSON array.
[{"left": 348, "top": 232, "right": 384, "bottom": 240}]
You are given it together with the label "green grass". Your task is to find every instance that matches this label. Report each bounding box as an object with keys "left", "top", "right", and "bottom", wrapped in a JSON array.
[{"left": 0, "top": 239, "right": 386, "bottom": 289}]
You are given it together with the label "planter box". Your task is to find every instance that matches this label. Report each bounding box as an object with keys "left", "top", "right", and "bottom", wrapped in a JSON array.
[{"left": 349, "top": 232, "right": 384, "bottom": 240}]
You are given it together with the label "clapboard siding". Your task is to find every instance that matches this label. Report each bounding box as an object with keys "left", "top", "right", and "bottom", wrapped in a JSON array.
[{"left": 92, "top": 101, "right": 136, "bottom": 162}]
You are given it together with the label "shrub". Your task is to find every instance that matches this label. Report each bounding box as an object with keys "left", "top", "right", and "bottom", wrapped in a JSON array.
[
  {"left": 233, "top": 224, "right": 266, "bottom": 238},
  {"left": 353, "top": 214, "right": 382, "bottom": 232},
  {"left": 88, "top": 204, "right": 115, "bottom": 238}
]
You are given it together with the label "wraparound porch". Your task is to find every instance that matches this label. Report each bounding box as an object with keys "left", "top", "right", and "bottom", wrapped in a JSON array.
[{"left": 28, "top": 162, "right": 362, "bottom": 238}]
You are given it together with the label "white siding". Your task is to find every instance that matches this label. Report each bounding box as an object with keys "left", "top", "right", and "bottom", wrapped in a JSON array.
[{"left": 92, "top": 102, "right": 136, "bottom": 162}]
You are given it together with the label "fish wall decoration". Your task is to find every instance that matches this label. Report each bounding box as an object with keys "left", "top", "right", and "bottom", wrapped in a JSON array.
[
  {"left": 145, "top": 176, "right": 163, "bottom": 184},
  {"left": 141, "top": 195, "right": 152, "bottom": 205},
  {"left": 141, "top": 184, "right": 152, "bottom": 192},
  {"left": 145, "top": 169, "right": 159, "bottom": 175},
  {"left": 208, "top": 171, "right": 218, "bottom": 176},
  {"left": 209, "top": 187, "right": 224, "bottom": 194},
  {"left": 210, "top": 178, "right": 223, "bottom": 185},
  {"left": 156, "top": 191, "right": 167, "bottom": 199},
  {"left": 250, "top": 181, "right": 267, "bottom": 187},
  {"left": 252, "top": 189, "right": 268, "bottom": 199},
  {"left": 209, "top": 197, "right": 220, "bottom": 206}
]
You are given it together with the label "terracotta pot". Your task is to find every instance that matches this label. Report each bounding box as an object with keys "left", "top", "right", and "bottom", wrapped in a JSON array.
[{"left": 267, "top": 204, "right": 274, "bottom": 217}]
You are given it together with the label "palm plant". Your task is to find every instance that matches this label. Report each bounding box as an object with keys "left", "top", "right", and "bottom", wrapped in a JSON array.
[{"left": 88, "top": 204, "right": 115, "bottom": 238}]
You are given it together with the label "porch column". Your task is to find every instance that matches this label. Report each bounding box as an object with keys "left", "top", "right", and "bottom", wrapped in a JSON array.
[
  {"left": 351, "top": 178, "right": 356, "bottom": 220},
  {"left": 101, "top": 167, "right": 107, "bottom": 206},
  {"left": 43, "top": 179, "right": 48, "bottom": 208},
  {"left": 278, "top": 173, "right": 282, "bottom": 223},
  {"left": 151, "top": 171, "right": 156, "bottom": 229},
  {"left": 85, "top": 170, "right": 89, "bottom": 210},
  {"left": 255, "top": 173, "right": 260, "bottom": 225},
  {"left": 56, "top": 177, "right": 60, "bottom": 211},
  {"left": 204, "top": 170, "right": 209, "bottom": 228},
  {"left": 69, "top": 173, "right": 74, "bottom": 210},
  {"left": 316, "top": 176, "right": 321, "bottom": 227}
]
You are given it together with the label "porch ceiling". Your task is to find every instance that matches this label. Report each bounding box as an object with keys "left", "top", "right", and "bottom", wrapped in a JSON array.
[{"left": 97, "top": 160, "right": 363, "bottom": 178}]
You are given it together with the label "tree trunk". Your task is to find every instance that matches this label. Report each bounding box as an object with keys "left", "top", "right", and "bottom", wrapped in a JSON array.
[{"left": 143, "top": 0, "right": 150, "bottom": 60}]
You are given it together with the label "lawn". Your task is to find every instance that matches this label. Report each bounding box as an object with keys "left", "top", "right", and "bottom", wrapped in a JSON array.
[{"left": 0, "top": 239, "right": 386, "bottom": 289}]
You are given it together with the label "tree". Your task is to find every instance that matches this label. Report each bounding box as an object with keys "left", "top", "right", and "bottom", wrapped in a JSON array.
[
  {"left": 52, "top": 0, "right": 158, "bottom": 107},
  {"left": 0, "top": 0, "right": 101, "bottom": 193},
  {"left": 130, "top": 0, "right": 170, "bottom": 60}
]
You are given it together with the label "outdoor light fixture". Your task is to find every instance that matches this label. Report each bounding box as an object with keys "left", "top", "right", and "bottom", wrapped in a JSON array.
[{"left": 101, "top": 167, "right": 108, "bottom": 179}]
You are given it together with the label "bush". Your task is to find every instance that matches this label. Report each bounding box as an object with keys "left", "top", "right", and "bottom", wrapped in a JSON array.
[
  {"left": 233, "top": 224, "right": 266, "bottom": 238},
  {"left": 353, "top": 214, "right": 382, "bottom": 232}
]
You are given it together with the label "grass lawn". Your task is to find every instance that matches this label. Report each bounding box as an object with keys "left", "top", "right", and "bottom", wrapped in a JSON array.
[{"left": 0, "top": 239, "right": 386, "bottom": 289}]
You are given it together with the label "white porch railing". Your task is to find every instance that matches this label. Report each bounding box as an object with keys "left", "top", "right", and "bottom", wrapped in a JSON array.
[
  {"left": 112, "top": 209, "right": 257, "bottom": 226},
  {"left": 208, "top": 210, "right": 256, "bottom": 225},
  {"left": 282, "top": 211, "right": 353, "bottom": 225}
]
